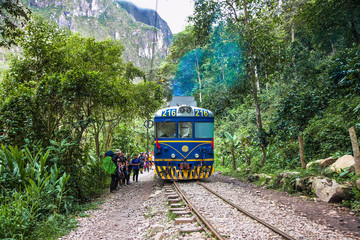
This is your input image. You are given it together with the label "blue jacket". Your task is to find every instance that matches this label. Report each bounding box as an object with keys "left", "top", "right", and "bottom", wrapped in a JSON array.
[{"left": 131, "top": 158, "right": 140, "bottom": 170}]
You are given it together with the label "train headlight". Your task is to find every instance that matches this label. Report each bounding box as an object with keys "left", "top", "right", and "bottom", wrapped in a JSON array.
[
  {"left": 171, "top": 153, "right": 176, "bottom": 159},
  {"left": 195, "top": 153, "right": 199, "bottom": 159},
  {"left": 179, "top": 107, "right": 185, "bottom": 113},
  {"left": 186, "top": 107, "right": 191, "bottom": 113}
]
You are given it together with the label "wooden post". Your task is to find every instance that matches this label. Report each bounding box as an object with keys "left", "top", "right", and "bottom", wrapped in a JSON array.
[
  {"left": 222, "top": 156, "right": 225, "bottom": 166},
  {"left": 298, "top": 135, "right": 305, "bottom": 169},
  {"left": 349, "top": 126, "right": 360, "bottom": 174}
]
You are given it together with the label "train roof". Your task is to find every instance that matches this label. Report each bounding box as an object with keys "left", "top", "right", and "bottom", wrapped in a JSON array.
[{"left": 154, "top": 105, "right": 214, "bottom": 118}]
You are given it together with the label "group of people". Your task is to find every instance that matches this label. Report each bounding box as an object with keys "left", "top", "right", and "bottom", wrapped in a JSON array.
[{"left": 105, "top": 149, "right": 154, "bottom": 192}]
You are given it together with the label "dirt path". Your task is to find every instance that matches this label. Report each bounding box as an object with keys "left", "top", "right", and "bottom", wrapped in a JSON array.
[
  {"left": 61, "top": 171, "right": 360, "bottom": 239},
  {"left": 61, "top": 170, "right": 157, "bottom": 240}
]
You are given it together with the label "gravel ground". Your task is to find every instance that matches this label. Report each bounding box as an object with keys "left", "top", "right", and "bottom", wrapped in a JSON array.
[
  {"left": 201, "top": 173, "right": 360, "bottom": 239},
  {"left": 60, "top": 170, "right": 157, "bottom": 240},
  {"left": 60, "top": 171, "right": 360, "bottom": 240}
]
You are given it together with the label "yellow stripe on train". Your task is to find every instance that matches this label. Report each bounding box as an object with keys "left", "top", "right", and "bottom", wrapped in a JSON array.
[{"left": 154, "top": 166, "right": 215, "bottom": 180}]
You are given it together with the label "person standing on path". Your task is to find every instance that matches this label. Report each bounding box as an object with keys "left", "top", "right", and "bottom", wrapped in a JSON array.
[
  {"left": 124, "top": 159, "right": 131, "bottom": 185},
  {"left": 138, "top": 152, "right": 145, "bottom": 174},
  {"left": 125, "top": 155, "right": 132, "bottom": 184},
  {"left": 131, "top": 154, "right": 140, "bottom": 182},
  {"left": 112, "top": 149, "right": 121, "bottom": 189},
  {"left": 119, "top": 152, "right": 127, "bottom": 186}
]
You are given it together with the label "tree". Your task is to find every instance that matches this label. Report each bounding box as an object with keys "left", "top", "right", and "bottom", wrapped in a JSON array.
[
  {"left": 0, "top": 0, "right": 30, "bottom": 47},
  {"left": 224, "top": 131, "right": 239, "bottom": 170},
  {"left": 191, "top": 0, "right": 282, "bottom": 166}
]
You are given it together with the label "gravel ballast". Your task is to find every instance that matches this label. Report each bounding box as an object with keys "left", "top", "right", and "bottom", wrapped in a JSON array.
[{"left": 60, "top": 171, "right": 360, "bottom": 239}]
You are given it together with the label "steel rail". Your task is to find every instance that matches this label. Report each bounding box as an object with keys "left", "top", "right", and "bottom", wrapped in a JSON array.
[
  {"left": 173, "top": 181, "right": 226, "bottom": 240},
  {"left": 198, "top": 182, "right": 297, "bottom": 240}
]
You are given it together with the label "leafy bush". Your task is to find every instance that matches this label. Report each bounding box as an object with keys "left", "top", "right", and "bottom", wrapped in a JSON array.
[
  {"left": 304, "top": 96, "right": 360, "bottom": 159},
  {"left": 0, "top": 145, "right": 71, "bottom": 239}
]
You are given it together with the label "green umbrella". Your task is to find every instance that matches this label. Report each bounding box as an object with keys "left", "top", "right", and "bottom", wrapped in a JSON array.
[{"left": 102, "top": 156, "right": 116, "bottom": 174}]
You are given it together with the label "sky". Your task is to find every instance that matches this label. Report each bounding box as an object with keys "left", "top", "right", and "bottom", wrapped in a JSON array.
[{"left": 124, "top": 0, "right": 194, "bottom": 34}]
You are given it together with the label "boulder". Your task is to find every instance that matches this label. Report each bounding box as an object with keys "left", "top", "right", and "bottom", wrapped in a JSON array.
[
  {"left": 306, "top": 157, "right": 337, "bottom": 169},
  {"left": 329, "top": 155, "right": 355, "bottom": 173},
  {"left": 356, "top": 179, "right": 360, "bottom": 191},
  {"left": 311, "top": 177, "right": 352, "bottom": 203},
  {"left": 295, "top": 178, "right": 305, "bottom": 190},
  {"left": 278, "top": 171, "right": 300, "bottom": 178},
  {"left": 150, "top": 224, "right": 164, "bottom": 236},
  {"left": 153, "top": 232, "right": 165, "bottom": 240},
  {"left": 259, "top": 174, "right": 272, "bottom": 187},
  {"left": 248, "top": 174, "right": 259, "bottom": 182}
]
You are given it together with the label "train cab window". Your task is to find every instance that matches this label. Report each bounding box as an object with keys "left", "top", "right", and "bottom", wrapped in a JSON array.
[
  {"left": 195, "top": 122, "right": 214, "bottom": 138},
  {"left": 156, "top": 122, "right": 176, "bottom": 138},
  {"left": 178, "top": 122, "right": 193, "bottom": 138}
]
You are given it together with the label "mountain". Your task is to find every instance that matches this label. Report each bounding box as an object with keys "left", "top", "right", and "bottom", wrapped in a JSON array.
[
  {"left": 116, "top": 1, "right": 172, "bottom": 46},
  {"left": 24, "top": 0, "right": 172, "bottom": 69}
]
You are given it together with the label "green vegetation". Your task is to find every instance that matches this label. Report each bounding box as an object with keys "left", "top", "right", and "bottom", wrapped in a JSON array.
[
  {"left": 1, "top": 0, "right": 360, "bottom": 237},
  {"left": 161, "top": 0, "right": 360, "bottom": 211},
  {"left": 0, "top": 15, "right": 164, "bottom": 238},
  {"left": 167, "top": 210, "right": 177, "bottom": 221}
]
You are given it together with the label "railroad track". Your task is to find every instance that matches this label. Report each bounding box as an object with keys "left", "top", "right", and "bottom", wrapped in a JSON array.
[{"left": 172, "top": 181, "right": 297, "bottom": 240}]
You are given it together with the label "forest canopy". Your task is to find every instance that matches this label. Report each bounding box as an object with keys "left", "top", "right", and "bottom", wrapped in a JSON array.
[{"left": 160, "top": 0, "right": 360, "bottom": 169}]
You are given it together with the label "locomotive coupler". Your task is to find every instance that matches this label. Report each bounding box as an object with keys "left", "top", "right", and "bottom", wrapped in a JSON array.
[{"left": 180, "top": 162, "right": 190, "bottom": 170}]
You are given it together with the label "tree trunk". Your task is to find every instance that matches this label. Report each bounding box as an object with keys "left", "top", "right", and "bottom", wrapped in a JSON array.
[
  {"left": 298, "top": 134, "right": 306, "bottom": 169},
  {"left": 222, "top": 155, "right": 225, "bottom": 166},
  {"left": 94, "top": 130, "right": 100, "bottom": 158},
  {"left": 240, "top": 139, "right": 251, "bottom": 166},
  {"left": 255, "top": 65, "right": 260, "bottom": 92},
  {"left": 349, "top": 126, "right": 360, "bottom": 174},
  {"left": 231, "top": 147, "right": 236, "bottom": 170},
  {"left": 241, "top": 0, "right": 265, "bottom": 167},
  {"left": 260, "top": 144, "right": 266, "bottom": 167},
  {"left": 350, "top": 7, "right": 359, "bottom": 44}
]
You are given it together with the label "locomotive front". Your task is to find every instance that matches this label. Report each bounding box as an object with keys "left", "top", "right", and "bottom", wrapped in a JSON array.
[{"left": 153, "top": 105, "right": 215, "bottom": 180}]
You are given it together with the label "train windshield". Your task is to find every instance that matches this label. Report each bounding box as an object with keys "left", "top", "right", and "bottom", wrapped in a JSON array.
[
  {"left": 156, "top": 122, "right": 176, "bottom": 138},
  {"left": 195, "top": 122, "right": 214, "bottom": 138},
  {"left": 178, "top": 122, "right": 193, "bottom": 138}
]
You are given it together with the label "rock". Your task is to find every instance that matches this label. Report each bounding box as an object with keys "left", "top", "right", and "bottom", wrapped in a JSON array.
[
  {"left": 152, "top": 210, "right": 166, "bottom": 216},
  {"left": 260, "top": 175, "right": 272, "bottom": 187},
  {"left": 150, "top": 224, "right": 164, "bottom": 236},
  {"left": 329, "top": 155, "right": 355, "bottom": 173},
  {"left": 248, "top": 174, "right": 259, "bottom": 182},
  {"left": 311, "top": 177, "right": 352, "bottom": 203},
  {"left": 306, "top": 157, "right": 337, "bottom": 169},
  {"left": 279, "top": 171, "right": 300, "bottom": 178},
  {"left": 149, "top": 190, "right": 162, "bottom": 199},
  {"left": 356, "top": 179, "right": 360, "bottom": 191},
  {"left": 153, "top": 232, "right": 165, "bottom": 240},
  {"left": 295, "top": 178, "right": 305, "bottom": 190}
]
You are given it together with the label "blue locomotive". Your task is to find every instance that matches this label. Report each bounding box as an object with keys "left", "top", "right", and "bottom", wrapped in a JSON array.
[{"left": 153, "top": 105, "right": 214, "bottom": 180}]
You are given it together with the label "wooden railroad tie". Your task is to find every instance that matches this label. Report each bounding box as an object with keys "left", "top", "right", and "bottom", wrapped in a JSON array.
[
  {"left": 175, "top": 216, "right": 196, "bottom": 225},
  {"left": 178, "top": 227, "right": 203, "bottom": 234},
  {"left": 167, "top": 195, "right": 179, "bottom": 199},
  {"left": 169, "top": 207, "right": 187, "bottom": 211},
  {"left": 168, "top": 198, "right": 181, "bottom": 203}
]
